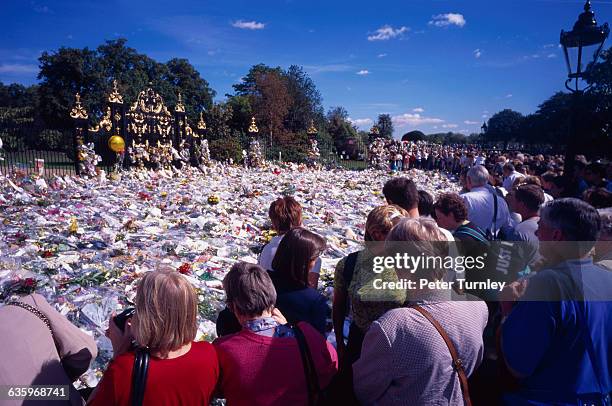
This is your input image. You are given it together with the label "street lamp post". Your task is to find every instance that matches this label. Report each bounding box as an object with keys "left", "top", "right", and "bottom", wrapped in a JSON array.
[{"left": 559, "top": 0, "right": 609, "bottom": 186}]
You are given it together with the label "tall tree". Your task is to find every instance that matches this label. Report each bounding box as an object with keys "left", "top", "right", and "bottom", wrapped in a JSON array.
[
  {"left": 326, "top": 106, "right": 357, "bottom": 151},
  {"left": 37, "top": 39, "right": 215, "bottom": 130},
  {"left": 376, "top": 113, "right": 394, "bottom": 139},
  {"left": 232, "top": 64, "right": 283, "bottom": 96},
  {"left": 253, "top": 70, "right": 292, "bottom": 146},
  {"left": 485, "top": 109, "right": 524, "bottom": 143},
  {"left": 284, "top": 65, "right": 324, "bottom": 133}
]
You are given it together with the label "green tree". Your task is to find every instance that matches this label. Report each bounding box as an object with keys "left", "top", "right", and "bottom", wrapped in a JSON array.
[
  {"left": 284, "top": 65, "right": 324, "bottom": 133},
  {"left": 225, "top": 95, "right": 252, "bottom": 136},
  {"left": 252, "top": 70, "right": 292, "bottom": 146},
  {"left": 376, "top": 114, "right": 394, "bottom": 139},
  {"left": 232, "top": 64, "right": 283, "bottom": 96},
  {"left": 38, "top": 46, "right": 104, "bottom": 129},
  {"left": 37, "top": 39, "right": 215, "bottom": 130},
  {"left": 485, "top": 109, "right": 525, "bottom": 143},
  {"left": 401, "top": 130, "right": 425, "bottom": 142},
  {"left": 326, "top": 106, "right": 357, "bottom": 151},
  {"left": 0, "top": 107, "right": 36, "bottom": 150},
  {"left": 205, "top": 102, "right": 234, "bottom": 142}
]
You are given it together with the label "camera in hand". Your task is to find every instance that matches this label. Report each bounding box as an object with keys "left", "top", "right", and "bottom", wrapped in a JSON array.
[{"left": 113, "top": 307, "right": 135, "bottom": 332}]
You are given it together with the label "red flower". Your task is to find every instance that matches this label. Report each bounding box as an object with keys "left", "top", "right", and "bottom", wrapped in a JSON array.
[
  {"left": 177, "top": 263, "right": 192, "bottom": 275},
  {"left": 41, "top": 250, "right": 54, "bottom": 258},
  {"left": 24, "top": 278, "right": 36, "bottom": 288},
  {"left": 138, "top": 192, "right": 152, "bottom": 201}
]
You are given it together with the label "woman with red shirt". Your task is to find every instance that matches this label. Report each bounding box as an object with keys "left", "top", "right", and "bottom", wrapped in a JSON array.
[
  {"left": 214, "top": 262, "right": 338, "bottom": 406},
  {"left": 88, "top": 271, "right": 219, "bottom": 405}
]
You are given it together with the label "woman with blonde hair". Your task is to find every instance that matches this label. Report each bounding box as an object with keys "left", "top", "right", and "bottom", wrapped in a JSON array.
[
  {"left": 89, "top": 270, "right": 219, "bottom": 405},
  {"left": 330, "top": 205, "right": 408, "bottom": 403}
]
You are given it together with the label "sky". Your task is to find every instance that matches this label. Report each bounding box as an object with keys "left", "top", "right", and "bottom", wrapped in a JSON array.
[{"left": 2, "top": 0, "right": 612, "bottom": 137}]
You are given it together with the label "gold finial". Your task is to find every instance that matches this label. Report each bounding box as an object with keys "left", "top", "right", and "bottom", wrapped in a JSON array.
[
  {"left": 197, "top": 111, "right": 207, "bottom": 130},
  {"left": 70, "top": 92, "right": 89, "bottom": 119},
  {"left": 108, "top": 80, "right": 124, "bottom": 104},
  {"left": 307, "top": 119, "right": 318, "bottom": 135},
  {"left": 175, "top": 92, "right": 185, "bottom": 113},
  {"left": 248, "top": 116, "right": 259, "bottom": 134}
]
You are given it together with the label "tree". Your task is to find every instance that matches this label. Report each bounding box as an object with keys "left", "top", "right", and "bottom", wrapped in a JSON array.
[
  {"left": 402, "top": 130, "right": 425, "bottom": 142},
  {"left": 253, "top": 70, "right": 292, "bottom": 146},
  {"left": 38, "top": 46, "right": 104, "bottom": 129},
  {"left": 326, "top": 107, "right": 357, "bottom": 152},
  {"left": 0, "top": 107, "right": 36, "bottom": 150},
  {"left": 0, "top": 82, "right": 39, "bottom": 108},
  {"left": 232, "top": 64, "right": 283, "bottom": 97},
  {"left": 284, "top": 65, "right": 324, "bottom": 133},
  {"left": 205, "top": 103, "right": 234, "bottom": 142},
  {"left": 376, "top": 114, "right": 394, "bottom": 139},
  {"left": 485, "top": 109, "right": 525, "bottom": 143},
  {"left": 37, "top": 39, "right": 215, "bottom": 130}
]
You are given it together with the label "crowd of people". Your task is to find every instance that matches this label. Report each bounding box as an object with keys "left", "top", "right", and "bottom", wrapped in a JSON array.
[{"left": 1, "top": 148, "right": 611, "bottom": 406}]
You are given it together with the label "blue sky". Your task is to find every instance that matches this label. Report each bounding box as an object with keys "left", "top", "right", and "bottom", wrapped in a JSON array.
[{"left": 2, "top": 0, "right": 611, "bottom": 136}]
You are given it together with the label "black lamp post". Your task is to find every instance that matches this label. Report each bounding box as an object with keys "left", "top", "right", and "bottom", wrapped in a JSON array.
[{"left": 559, "top": 0, "right": 609, "bottom": 187}]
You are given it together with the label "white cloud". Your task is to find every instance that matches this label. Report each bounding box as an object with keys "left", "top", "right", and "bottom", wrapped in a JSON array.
[
  {"left": 547, "top": 53, "right": 557, "bottom": 58},
  {"left": 474, "top": 48, "right": 482, "bottom": 59},
  {"left": 543, "top": 43, "right": 557, "bottom": 48},
  {"left": 356, "top": 69, "right": 370, "bottom": 75},
  {"left": 367, "top": 25, "right": 409, "bottom": 41},
  {"left": 231, "top": 20, "right": 265, "bottom": 30},
  {"left": 377, "top": 53, "right": 388, "bottom": 58},
  {"left": 392, "top": 112, "right": 444, "bottom": 127},
  {"left": 482, "top": 114, "right": 489, "bottom": 118},
  {"left": 442, "top": 124, "right": 459, "bottom": 129},
  {"left": 0, "top": 64, "right": 38, "bottom": 74},
  {"left": 349, "top": 117, "right": 373, "bottom": 127},
  {"left": 412, "top": 107, "right": 425, "bottom": 113},
  {"left": 505, "top": 94, "right": 513, "bottom": 98},
  {"left": 303, "top": 64, "right": 353, "bottom": 74},
  {"left": 429, "top": 13, "right": 466, "bottom": 28},
  {"left": 464, "top": 120, "right": 479, "bottom": 125}
]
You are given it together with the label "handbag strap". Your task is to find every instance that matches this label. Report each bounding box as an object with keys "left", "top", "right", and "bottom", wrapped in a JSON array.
[
  {"left": 412, "top": 305, "right": 472, "bottom": 406},
  {"left": 131, "top": 348, "right": 149, "bottom": 406},
  {"left": 489, "top": 188, "right": 498, "bottom": 238},
  {"left": 6, "top": 301, "right": 54, "bottom": 339},
  {"left": 293, "top": 324, "right": 320, "bottom": 406}
]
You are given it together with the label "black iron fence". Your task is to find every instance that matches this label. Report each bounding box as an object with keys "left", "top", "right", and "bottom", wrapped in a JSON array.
[{"left": 0, "top": 149, "right": 76, "bottom": 178}]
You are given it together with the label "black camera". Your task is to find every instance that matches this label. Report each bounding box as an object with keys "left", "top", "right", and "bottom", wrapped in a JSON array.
[{"left": 113, "top": 307, "right": 135, "bottom": 332}]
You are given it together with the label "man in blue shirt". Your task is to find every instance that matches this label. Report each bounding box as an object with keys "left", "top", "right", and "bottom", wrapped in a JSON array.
[{"left": 502, "top": 198, "right": 612, "bottom": 405}]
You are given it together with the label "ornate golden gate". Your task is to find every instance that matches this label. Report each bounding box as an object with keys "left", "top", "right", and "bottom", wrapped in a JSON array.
[{"left": 70, "top": 81, "right": 207, "bottom": 174}]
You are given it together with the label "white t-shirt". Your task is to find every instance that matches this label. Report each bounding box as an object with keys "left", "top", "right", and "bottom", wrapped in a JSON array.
[{"left": 258, "top": 235, "right": 322, "bottom": 274}]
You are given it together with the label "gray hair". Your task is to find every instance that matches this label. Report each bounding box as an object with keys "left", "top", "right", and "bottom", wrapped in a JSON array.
[
  {"left": 223, "top": 262, "right": 277, "bottom": 318},
  {"left": 540, "top": 198, "right": 601, "bottom": 249},
  {"left": 467, "top": 165, "right": 490, "bottom": 187},
  {"left": 386, "top": 217, "right": 449, "bottom": 281},
  {"left": 598, "top": 208, "right": 612, "bottom": 237}
]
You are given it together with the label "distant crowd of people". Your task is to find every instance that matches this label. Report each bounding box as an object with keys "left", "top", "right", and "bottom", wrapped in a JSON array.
[{"left": 1, "top": 153, "right": 611, "bottom": 405}]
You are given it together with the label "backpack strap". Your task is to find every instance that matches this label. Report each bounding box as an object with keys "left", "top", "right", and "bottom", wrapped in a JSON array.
[
  {"left": 412, "top": 305, "right": 472, "bottom": 406},
  {"left": 343, "top": 251, "right": 360, "bottom": 292},
  {"left": 489, "top": 189, "right": 498, "bottom": 239},
  {"left": 294, "top": 324, "right": 320, "bottom": 406},
  {"left": 131, "top": 348, "right": 150, "bottom": 406},
  {"left": 454, "top": 227, "right": 489, "bottom": 244}
]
